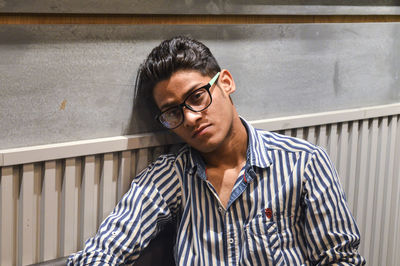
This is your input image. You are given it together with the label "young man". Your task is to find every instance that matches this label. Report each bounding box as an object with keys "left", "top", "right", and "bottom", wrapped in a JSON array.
[{"left": 68, "top": 36, "right": 365, "bottom": 265}]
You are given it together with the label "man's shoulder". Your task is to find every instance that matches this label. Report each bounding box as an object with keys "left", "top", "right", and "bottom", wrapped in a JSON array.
[{"left": 253, "top": 128, "right": 319, "bottom": 155}]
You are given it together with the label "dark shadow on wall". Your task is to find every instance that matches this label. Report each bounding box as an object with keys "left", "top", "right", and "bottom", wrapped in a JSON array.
[{"left": 124, "top": 72, "right": 165, "bottom": 135}]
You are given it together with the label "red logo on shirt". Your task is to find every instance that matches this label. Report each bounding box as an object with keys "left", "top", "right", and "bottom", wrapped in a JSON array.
[{"left": 265, "top": 208, "right": 273, "bottom": 219}]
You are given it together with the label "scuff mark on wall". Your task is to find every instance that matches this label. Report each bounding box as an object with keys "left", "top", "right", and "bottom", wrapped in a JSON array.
[
  {"left": 59, "top": 99, "right": 67, "bottom": 110},
  {"left": 333, "top": 60, "right": 342, "bottom": 96}
]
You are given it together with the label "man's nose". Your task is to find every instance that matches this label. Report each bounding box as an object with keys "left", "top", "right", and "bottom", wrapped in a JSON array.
[{"left": 182, "top": 108, "right": 202, "bottom": 127}]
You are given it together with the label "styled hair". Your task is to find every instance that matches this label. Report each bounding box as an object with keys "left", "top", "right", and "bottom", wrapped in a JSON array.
[{"left": 134, "top": 36, "right": 221, "bottom": 120}]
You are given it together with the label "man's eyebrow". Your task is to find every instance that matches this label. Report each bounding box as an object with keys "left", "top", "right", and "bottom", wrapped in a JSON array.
[{"left": 159, "top": 82, "right": 204, "bottom": 111}]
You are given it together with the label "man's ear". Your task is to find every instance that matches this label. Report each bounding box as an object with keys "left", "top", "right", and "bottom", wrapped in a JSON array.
[{"left": 218, "top": 69, "right": 236, "bottom": 95}]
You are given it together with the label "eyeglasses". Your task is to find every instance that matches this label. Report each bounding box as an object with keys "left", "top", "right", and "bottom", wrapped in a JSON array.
[{"left": 156, "top": 72, "right": 220, "bottom": 129}]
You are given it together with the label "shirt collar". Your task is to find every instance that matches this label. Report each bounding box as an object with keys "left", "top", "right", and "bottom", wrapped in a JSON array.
[
  {"left": 241, "top": 117, "right": 273, "bottom": 169},
  {"left": 187, "top": 117, "right": 273, "bottom": 179},
  {"left": 189, "top": 148, "right": 207, "bottom": 180}
]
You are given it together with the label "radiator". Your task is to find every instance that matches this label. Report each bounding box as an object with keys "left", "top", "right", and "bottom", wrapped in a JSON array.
[{"left": 1, "top": 103, "right": 400, "bottom": 266}]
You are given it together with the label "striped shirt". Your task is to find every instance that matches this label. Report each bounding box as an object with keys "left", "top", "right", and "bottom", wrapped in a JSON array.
[{"left": 68, "top": 119, "right": 366, "bottom": 265}]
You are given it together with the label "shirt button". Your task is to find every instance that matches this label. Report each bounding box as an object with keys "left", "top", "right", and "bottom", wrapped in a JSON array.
[
  {"left": 218, "top": 207, "right": 223, "bottom": 213},
  {"left": 228, "top": 238, "right": 234, "bottom": 244}
]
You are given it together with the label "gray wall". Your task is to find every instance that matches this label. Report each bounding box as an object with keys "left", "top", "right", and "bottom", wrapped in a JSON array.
[{"left": 1, "top": 23, "right": 400, "bottom": 149}]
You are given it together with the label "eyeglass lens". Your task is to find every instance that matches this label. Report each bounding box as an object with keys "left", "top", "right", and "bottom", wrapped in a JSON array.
[{"left": 159, "top": 87, "right": 211, "bottom": 129}]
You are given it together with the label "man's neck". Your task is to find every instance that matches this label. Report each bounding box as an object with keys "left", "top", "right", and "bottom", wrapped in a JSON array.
[{"left": 201, "top": 117, "right": 248, "bottom": 170}]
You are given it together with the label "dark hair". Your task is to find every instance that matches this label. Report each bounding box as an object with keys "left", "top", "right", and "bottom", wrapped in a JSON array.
[{"left": 134, "top": 36, "right": 221, "bottom": 121}]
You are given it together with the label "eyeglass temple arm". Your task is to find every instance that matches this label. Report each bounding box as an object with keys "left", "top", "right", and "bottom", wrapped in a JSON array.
[{"left": 209, "top": 72, "right": 220, "bottom": 86}]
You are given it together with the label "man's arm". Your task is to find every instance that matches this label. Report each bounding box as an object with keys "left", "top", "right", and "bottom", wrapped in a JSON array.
[
  {"left": 67, "top": 154, "right": 181, "bottom": 265},
  {"left": 302, "top": 147, "right": 366, "bottom": 265}
]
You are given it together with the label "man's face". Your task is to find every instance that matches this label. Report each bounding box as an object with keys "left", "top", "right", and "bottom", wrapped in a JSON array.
[{"left": 153, "top": 70, "right": 236, "bottom": 154}]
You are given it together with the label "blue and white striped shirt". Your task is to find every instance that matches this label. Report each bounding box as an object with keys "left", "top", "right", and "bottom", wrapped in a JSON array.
[{"left": 68, "top": 119, "right": 365, "bottom": 265}]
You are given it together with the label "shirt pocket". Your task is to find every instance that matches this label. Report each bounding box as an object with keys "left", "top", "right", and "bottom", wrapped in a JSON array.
[{"left": 242, "top": 213, "right": 286, "bottom": 265}]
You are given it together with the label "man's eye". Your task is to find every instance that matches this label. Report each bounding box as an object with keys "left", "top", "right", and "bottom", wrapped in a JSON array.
[
  {"left": 194, "top": 91, "right": 204, "bottom": 98},
  {"left": 165, "top": 108, "right": 180, "bottom": 118},
  {"left": 189, "top": 90, "right": 206, "bottom": 102}
]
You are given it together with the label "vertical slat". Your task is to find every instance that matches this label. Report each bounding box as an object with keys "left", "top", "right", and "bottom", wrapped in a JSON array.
[
  {"left": 327, "top": 123, "right": 339, "bottom": 167},
  {"left": 40, "top": 160, "right": 62, "bottom": 261},
  {"left": 80, "top": 155, "right": 100, "bottom": 247},
  {"left": 306, "top": 126, "right": 316, "bottom": 145},
  {"left": 99, "top": 153, "right": 118, "bottom": 223},
  {"left": 60, "top": 158, "right": 81, "bottom": 256},
  {"left": 337, "top": 122, "right": 349, "bottom": 191},
  {"left": 363, "top": 118, "right": 379, "bottom": 260},
  {"left": 370, "top": 117, "right": 388, "bottom": 266},
  {"left": 18, "top": 163, "right": 41, "bottom": 265},
  {"left": 392, "top": 171, "right": 400, "bottom": 266},
  {"left": 118, "top": 151, "right": 132, "bottom": 200},
  {"left": 129, "top": 150, "right": 139, "bottom": 179},
  {"left": 295, "top": 128, "right": 305, "bottom": 139},
  {"left": 346, "top": 121, "right": 359, "bottom": 212},
  {"left": 284, "top": 129, "right": 292, "bottom": 137},
  {"left": 317, "top": 125, "right": 328, "bottom": 150},
  {"left": 35, "top": 164, "right": 42, "bottom": 263},
  {"left": 379, "top": 116, "right": 397, "bottom": 266},
  {"left": 0, "top": 166, "right": 18, "bottom": 266},
  {"left": 387, "top": 116, "right": 400, "bottom": 266},
  {"left": 136, "top": 148, "right": 150, "bottom": 176},
  {"left": 355, "top": 119, "right": 369, "bottom": 257}
]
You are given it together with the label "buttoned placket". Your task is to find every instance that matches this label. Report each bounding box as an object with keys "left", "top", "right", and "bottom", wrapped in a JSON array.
[
  {"left": 205, "top": 171, "right": 252, "bottom": 266},
  {"left": 225, "top": 168, "right": 258, "bottom": 265},
  {"left": 224, "top": 209, "right": 240, "bottom": 266}
]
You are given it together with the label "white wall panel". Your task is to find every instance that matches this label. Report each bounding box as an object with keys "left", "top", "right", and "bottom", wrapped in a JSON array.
[
  {"left": 18, "top": 164, "right": 40, "bottom": 265},
  {"left": 99, "top": 153, "right": 118, "bottom": 222},
  {"left": 305, "top": 126, "right": 317, "bottom": 145},
  {"left": 136, "top": 148, "right": 150, "bottom": 176},
  {"left": 40, "top": 160, "right": 62, "bottom": 261},
  {"left": 386, "top": 116, "right": 400, "bottom": 266},
  {"left": 284, "top": 115, "right": 400, "bottom": 265},
  {"left": 118, "top": 151, "right": 132, "bottom": 200},
  {"left": 80, "top": 155, "right": 100, "bottom": 247},
  {"left": 0, "top": 166, "right": 18, "bottom": 265},
  {"left": 379, "top": 116, "right": 397, "bottom": 266},
  {"left": 336, "top": 122, "right": 349, "bottom": 187},
  {"left": 1, "top": 110, "right": 399, "bottom": 265},
  {"left": 60, "top": 158, "right": 81, "bottom": 256},
  {"left": 345, "top": 121, "right": 359, "bottom": 212},
  {"left": 371, "top": 117, "right": 388, "bottom": 266}
]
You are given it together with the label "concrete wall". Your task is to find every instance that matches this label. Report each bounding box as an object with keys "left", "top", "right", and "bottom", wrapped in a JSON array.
[{"left": 1, "top": 23, "right": 399, "bottom": 149}]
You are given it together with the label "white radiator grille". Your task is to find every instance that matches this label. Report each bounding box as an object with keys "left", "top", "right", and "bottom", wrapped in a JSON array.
[
  {"left": 0, "top": 146, "right": 174, "bottom": 265},
  {"left": 277, "top": 116, "right": 400, "bottom": 266},
  {"left": 1, "top": 108, "right": 399, "bottom": 265}
]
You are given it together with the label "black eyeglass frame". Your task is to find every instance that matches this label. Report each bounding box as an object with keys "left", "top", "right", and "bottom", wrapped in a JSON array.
[{"left": 156, "top": 72, "right": 220, "bottom": 129}]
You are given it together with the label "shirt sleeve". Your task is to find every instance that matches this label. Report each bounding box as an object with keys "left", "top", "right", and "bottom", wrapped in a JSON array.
[
  {"left": 302, "top": 147, "right": 366, "bottom": 265},
  {"left": 67, "top": 154, "right": 182, "bottom": 265}
]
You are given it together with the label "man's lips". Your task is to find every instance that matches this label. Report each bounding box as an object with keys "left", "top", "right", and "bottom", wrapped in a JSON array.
[{"left": 192, "top": 124, "right": 211, "bottom": 138}]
